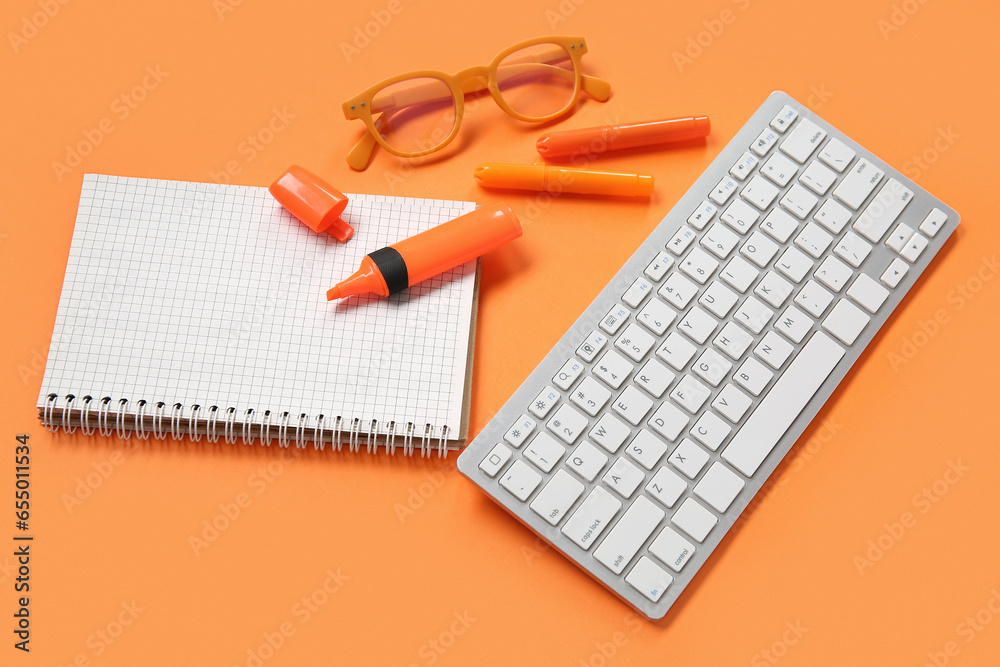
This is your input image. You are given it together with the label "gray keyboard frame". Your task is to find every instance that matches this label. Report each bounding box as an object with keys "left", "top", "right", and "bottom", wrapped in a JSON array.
[{"left": 457, "top": 91, "right": 959, "bottom": 620}]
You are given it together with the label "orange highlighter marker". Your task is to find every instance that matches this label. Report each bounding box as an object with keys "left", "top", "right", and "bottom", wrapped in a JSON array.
[
  {"left": 327, "top": 202, "right": 521, "bottom": 300},
  {"left": 536, "top": 115, "right": 711, "bottom": 158},
  {"left": 474, "top": 163, "right": 653, "bottom": 197}
]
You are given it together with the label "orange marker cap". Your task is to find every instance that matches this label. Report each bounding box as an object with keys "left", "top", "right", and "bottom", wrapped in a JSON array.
[{"left": 269, "top": 165, "right": 354, "bottom": 242}]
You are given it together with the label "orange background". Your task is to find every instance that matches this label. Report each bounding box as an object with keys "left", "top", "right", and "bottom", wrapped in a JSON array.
[{"left": 2, "top": 1, "right": 999, "bottom": 665}]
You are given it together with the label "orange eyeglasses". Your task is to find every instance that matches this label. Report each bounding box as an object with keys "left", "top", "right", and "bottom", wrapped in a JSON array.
[{"left": 342, "top": 36, "right": 612, "bottom": 170}]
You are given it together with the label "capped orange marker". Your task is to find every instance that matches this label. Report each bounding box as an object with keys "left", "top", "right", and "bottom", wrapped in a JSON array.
[
  {"left": 474, "top": 162, "right": 653, "bottom": 197},
  {"left": 536, "top": 115, "right": 711, "bottom": 159},
  {"left": 328, "top": 202, "right": 521, "bottom": 300}
]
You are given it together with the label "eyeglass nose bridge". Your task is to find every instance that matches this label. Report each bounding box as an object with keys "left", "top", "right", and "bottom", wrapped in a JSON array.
[{"left": 454, "top": 66, "right": 493, "bottom": 95}]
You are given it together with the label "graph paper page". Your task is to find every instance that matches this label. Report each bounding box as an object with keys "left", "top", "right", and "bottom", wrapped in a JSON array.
[{"left": 37, "top": 174, "right": 478, "bottom": 439}]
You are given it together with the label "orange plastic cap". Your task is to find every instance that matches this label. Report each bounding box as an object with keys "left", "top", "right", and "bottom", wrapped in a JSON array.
[{"left": 269, "top": 165, "right": 354, "bottom": 242}]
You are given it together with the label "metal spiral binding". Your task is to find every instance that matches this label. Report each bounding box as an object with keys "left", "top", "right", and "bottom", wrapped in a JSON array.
[{"left": 41, "top": 394, "right": 453, "bottom": 454}]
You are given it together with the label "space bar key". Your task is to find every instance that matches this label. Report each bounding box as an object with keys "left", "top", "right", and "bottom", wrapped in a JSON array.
[{"left": 721, "top": 332, "right": 844, "bottom": 477}]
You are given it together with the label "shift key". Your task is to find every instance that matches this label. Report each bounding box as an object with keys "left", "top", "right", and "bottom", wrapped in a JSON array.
[
  {"left": 853, "top": 179, "right": 913, "bottom": 243},
  {"left": 594, "top": 496, "right": 665, "bottom": 574}
]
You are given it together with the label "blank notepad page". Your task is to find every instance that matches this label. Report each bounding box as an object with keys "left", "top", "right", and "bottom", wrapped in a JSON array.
[{"left": 38, "top": 174, "right": 478, "bottom": 443}]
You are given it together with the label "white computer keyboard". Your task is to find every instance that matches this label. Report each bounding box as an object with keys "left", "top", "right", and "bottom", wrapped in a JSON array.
[{"left": 456, "top": 91, "right": 958, "bottom": 620}]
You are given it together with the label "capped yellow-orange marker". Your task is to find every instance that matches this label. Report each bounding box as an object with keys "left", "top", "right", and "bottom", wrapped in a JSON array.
[{"left": 327, "top": 202, "right": 522, "bottom": 300}]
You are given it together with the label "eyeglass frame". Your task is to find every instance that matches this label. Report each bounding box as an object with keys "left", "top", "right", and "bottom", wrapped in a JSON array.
[{"left": 341, "top": 35, "right": 612, "bottom": 170}]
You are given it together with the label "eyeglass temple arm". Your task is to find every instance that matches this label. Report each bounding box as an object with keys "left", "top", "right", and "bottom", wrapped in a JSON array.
[{"left": 347, "top": 114, "right": 390, "bottom": 171}]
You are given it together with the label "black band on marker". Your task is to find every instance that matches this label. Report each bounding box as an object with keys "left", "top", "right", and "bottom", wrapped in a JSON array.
[{"left": 368, "top": 246, "right": 409, "bottom": 295}]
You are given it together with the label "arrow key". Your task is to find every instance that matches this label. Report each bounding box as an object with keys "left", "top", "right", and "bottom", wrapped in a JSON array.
[{"left": 880, "top": 257, "right": 910, "bottom": 288}]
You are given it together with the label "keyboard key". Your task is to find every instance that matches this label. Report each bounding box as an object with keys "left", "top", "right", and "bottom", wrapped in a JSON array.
[
  {"left": 479, "top": 443, "right": 512, "bottom": 477},
  {"left": 794, "top": 280, "right": 834, "bottom": 317},
  {"left": 603, "top": 457, "right": 644, "bottom": 499},
  {"left": 594, "top": 350, "right": 633, "bottom": 389},
  {"left": 751, "top": 127, "right": 779, "bottom": 156},
  {"left": 712, "top": 384, "right": 753, "bottom": 423},
  {"left": 547, "top": 403, "right": 589, "bottom": 444},
  {"left": 626, "top": 556, "right": 673, "bottom": 603},
  {"left": 615, "top": 323, "right": 656, "bottom": 362},
  {"left": 775, "top": 247, "right": 813, "bottom": 283},
  {"left": 693, "top": 348, "right": 732, "bottom": 387},
  {"left": 700, "top": 281, "right": 739, "bottom": 318},
  {"left": 577, "top": 330, "right": 608, "bottom": 362},
  {"left": 880, "top": 257, "right": 909, "bottom": 288},
  {"left": 656, "top": 332, "right": 698, "bottom": 371},
  {"left": 853, "top": 178, "right": 913, "bottom": 243},
  {"left": 671, "top": 498, "right": 717, "bottom": 542},
  {"left": 530, "top": 469, "right": 585, "bottom": 526},
  {"left": 822, "top": 299, "right": 870, "bottom": 345},
  {"left": 722, "top": 332, "right": 844, "bottom": 476},
  {"left": 779, "top": 118, "right": 826, "bottom": 163},
  {"left": 499, "top": 460, "right": 542, "bottom": 502},
  {"left": 701, "top": 223, "right": 740, "bottom": 259},
  {"left": 566, "top": 441, "right": 609, "bottom": 482},
  {"left": 648, "top": 401, "right": 689, "bottom": 442},
  {"left": 690, "top": 411, "right": 731, "bottom": 451},
  {"left": 680, "top": 247, "right": 720, "bottom": 284},
  {"left": 760, "top": 152, "right": 798, "bottom": 187},
  {"left": 612, "top": 386, "right": 653, "bottom": 426},
  {"left": 709, "top": 177, "right": 738, "bottom": 206},
  {"left": 919, "top": 208, "right": 947, "bottom": 238},
  {"left": 571, "top": 376, "right": 613, "bottom": 417},
  {"left": 886, "top": 223, "right": 914, "bottom": 253},
  {"left": 818, "top": 137, "right": 855, "bottom": 172},
  {"left": 770, "top": 104, "right": 798, "bottom": 132},
  {"left": 677, "top": 306, "right": 718, "bottom": 344},
  {"left": 622, "top": 277, "right": 654, "bottom": 308},
  {"left": 780, "top": 183, "right": 818, "bottom": 219},
  {"left": 670, "top": 375, "right": 711, "bottom": 414},
  {"left": 553, "top": 359, "right": 585, "bottom": 390},
  {"left": 900, "top": 232, "right": 929, "bottom": 262},
  {"left": 646, "top": 467, "right": 688, "bottom": 508},
  {"left": 814, "top": 199, "right": 852, "bottom": 234},
  {"left": 798, "top": 161, "right": 837, "bottom": 195},
  {"left": 594, "top": 495, "right": 664, "bottom": 574},
  {"left": 833, "top": 158, "right": 884, "bottom": 210},
  {"left": 637, "top": 298, "right": 677, "bottom": 336},
  {"left": 834, "top": 231, "right": 872, "bottom": 268},
  {"left": 754, "top": 271, "right": 793, "bottom": 308},
  {"left": 847, "top": 274, "right": 890, "bottom": 313},
  {"left": 723, "top": 197, "right": 764, "bottom": 234},
  {"left": 634, "top": 358, "right": 675, "bottom": 398},
  {"left": 740, "top": 231, "right": 779, "bottom": 268},
  {"left": 754, "top": 331, "right": 794, "bottom": 369},
  {"left": 523, "top": 432, "right": 566, "bottom": 473},
  {"left": 687, "top": 201, "right": 717, "bottom": 230},
  {"left": 667, "top": 225, "right": 698, "bottom": 255},
  {"left": 734, "top": 296, "right": 773, "bottom": 335},
  {"left": 644, "top": 251, "right": 675, "bottom": 281},
  {"left": 739, "top": 177, "right": 779, "bottom": 212},
  {"left": 720, "top": 256, "right": 760, "bottom": 292},
  {"left": 649, "top": 527, "right": 696, "bottom": 572},
  {"left": 625, "top": 429, "right": 669, "bottom": 469},
  {"left": 504, "top": 414, "right": 536, "bottom": 448},
  {"left": 590, "top": 413, "right": 631, "bottom": 453},
  {"left": 599, "top": 304, "right": 631, "bottom": 336},
  {"left": 561, "top": 486, "right": 621, "bottom": 550},
  {"left": 774, "top": 305, "right": 813, "bottom": 344},
  {"left": 694, "top": 462, "right": 745, "bottom": 513},
  {"left": 669, "top": 439, "right": 710, "bottom": 479},
  {"left": 794, "top": 222, "right": 833, "bottom": 258},
  {"left": 733, "top": 358, "right": 774, "bottom": 396},
  {"left": 529, "top": 386, "right": 561, "bottom": 418},
  {"left": 760, "top": 208, "right": 798, "bottom": 243},
  {"left": 814, "top": 255, "right": 853, "bottom": 292},
  {"left": 729, "top": 151, "right": 759, "bottom": 181},
  {"left": 658, "top": 273, "right": 699, "bottom": 309}
]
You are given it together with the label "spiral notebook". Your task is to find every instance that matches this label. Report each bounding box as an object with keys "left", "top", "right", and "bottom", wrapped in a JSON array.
[{"left": 37, "top": 174, "right": 480, "bottom": 455}]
